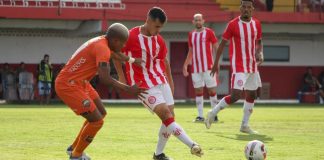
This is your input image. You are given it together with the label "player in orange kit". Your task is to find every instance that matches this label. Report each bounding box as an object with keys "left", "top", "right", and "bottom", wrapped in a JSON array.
[{"left": 55, "top": 23, "right": 147, "bottom": 160}]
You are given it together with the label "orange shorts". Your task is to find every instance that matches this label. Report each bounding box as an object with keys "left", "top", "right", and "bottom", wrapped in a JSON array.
[{"left": 55, "top": 80, "right": 99, "bottom": 115}]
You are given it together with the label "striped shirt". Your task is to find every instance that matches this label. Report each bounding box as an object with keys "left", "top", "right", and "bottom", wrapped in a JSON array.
[
  {"left": 222, "top": 16, "right": 262, "bottom": 73},
  {"left": 123, "top": 26, "right": 167, "bottom": 89},
  {"left": 188, "top": 27, "right": 217, "bottom": 73}
]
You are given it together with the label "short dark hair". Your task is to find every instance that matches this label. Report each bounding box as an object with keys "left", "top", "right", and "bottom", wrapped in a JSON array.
[
  {"left": 148, "top": 7, "right": 167, "bottom": 24},
  {"left": 44, "top": 54, "right": 49, "bottom": 58}
]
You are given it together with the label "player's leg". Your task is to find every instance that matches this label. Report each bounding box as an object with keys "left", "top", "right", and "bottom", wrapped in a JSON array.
[
  {"left": 68, "top": 84, "right": 106, "bottom": 154},
  {"left": 45, "top": 82, "right": 51, "bottom": 105},
  {"left": 205, "top": 73, "right": 245, "bottom": 129},
  {"left": 240, "top": 73, "right": 261, "bottom": 134},
  {"left": 192, "top": 72, "right": 205, "bottom": 122},
  {"left": 56, "top": 83, "right": 104, "bottom": 159},
  {"left": 154, "top": 104, "right": 203, "bottom": 157},
  {"left": 205, "top": 70, "right": 219, "bottom": 122}
]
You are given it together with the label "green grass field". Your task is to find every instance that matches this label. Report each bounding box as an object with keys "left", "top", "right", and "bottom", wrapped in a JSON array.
[{"left": 0, "top": 103, "right": 324, "bottom": 160}]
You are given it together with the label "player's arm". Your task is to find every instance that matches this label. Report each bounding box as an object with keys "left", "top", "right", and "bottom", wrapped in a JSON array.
[
  {"left": 182, "top": 47, "right": 193, "bottom": 77},
  {"left": 112, "top": 59, "right": 126, "bottom": 84},
  {"left": 97, "top": 62, "right": 146, "bottom": 98},
  {"left": 210, "top": 39, "right": 227, "bottom": 76},
  {"left": 256, "top": 39, "right": 264, "bottom": 65},
  {"left": 111, "top": 51, "right": 143, "bottom": 66},
  {"left": 165, "top": 58, "right": 174, "bottom": 95}
]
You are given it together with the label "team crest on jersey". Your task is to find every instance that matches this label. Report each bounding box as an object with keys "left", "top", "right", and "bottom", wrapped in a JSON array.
[
  {"left": 237, "top": 80, "right": 244, "bottom": 86},
  {"left": 148, "top": 96, "right": 156, "bottom": 104}
]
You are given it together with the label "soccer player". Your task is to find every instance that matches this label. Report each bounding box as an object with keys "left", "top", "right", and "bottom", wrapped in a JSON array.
[
  {"left": 183, "top": 13, "right": 219, "bottom": 122},
  {"left": 205, "top": 0, "right": 264, "bottom": 134},
  {"left": 55, "top": 23, "right": 147, "bottom": 160},
  {"left": 117, "top": 7, "right": 203, "bottom": 160}
]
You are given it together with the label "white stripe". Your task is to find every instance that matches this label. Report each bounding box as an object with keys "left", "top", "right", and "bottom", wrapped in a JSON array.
[
  {"left": 192, "top": 32, "right": 197, "bottom": 73},
  {"left": 148, "top": 37, "right": 162, "bottom": 84},
  {"left": 252, "top": 20, "right": 258, "bottom": 72},
  {"left": 138, "top": 35, "right": 154, "bottom": 87},
  {"left": 247, "top": 23, "right": 253, "bottom": 73},
  {"left": 232, "top": 38, "right": 236, "bottom": 73},
  {"left": 127, "top": 51, "right": 135, "bottom": 85},
  {"left": 202, "top": 30, "right": 208, "bottom": 71},
  {"left": 238, "top": 21, "right": 247, "bottom": 73},
  {"left": 196, "top": 32, "right": 202, "bottom": 72}
]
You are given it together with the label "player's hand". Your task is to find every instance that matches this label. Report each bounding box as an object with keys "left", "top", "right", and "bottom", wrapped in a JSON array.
[
  {"left": 134, "top": 58, "right": 144, "bottom": 66},
  {"left": 183, "top": 65, "right": 189, "bottom": 77},
  {"left": 127, "top": 84, "right": 148, "bottom": 99},
  {"left": 256, "top": 52, "right": 264, "bottom": 66},
  {"left": 210, "top": 64, "right": 219, "bottom": 77}
]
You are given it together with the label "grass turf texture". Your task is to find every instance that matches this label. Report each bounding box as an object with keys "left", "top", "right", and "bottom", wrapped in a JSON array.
[{"left": 0, "top": 104, "right": 324, "bottom": 160}]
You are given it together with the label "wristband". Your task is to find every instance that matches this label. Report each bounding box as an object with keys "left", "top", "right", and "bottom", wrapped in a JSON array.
[{"left": 128, "top": 57, "right": 135, "bottom": 63}]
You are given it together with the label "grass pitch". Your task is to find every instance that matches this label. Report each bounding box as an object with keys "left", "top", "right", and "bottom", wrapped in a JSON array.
[{"left": 0, "top": 103, "right": 324, "bottom": 160}]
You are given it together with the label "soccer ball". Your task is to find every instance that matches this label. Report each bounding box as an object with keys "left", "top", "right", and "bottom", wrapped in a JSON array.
[{"left": 244, "top": 140, "right": 267, "bottom": 160}]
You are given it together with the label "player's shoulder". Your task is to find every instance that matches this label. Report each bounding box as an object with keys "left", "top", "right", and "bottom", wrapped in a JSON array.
[
  {"left": 228, "top": 17, "right": 240, "bottom": 25},
  {"left": 205, "top": 27, "right": 215, "bottom": 33},
  {"left": 129, "top": 26, "right": 140, "bottom": 36},
  {"left": 252, "top": 17, "right": 262, "bottom": 25}
]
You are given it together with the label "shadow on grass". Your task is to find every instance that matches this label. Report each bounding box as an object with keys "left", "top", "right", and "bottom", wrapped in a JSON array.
[{"left": 210, "top": 132, "right": 274, "bottom": 143}]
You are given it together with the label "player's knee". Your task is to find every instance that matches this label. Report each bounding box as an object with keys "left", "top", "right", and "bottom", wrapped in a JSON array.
[
  {"left": 90, "top": 118, "right": 104, "bottom": 130},
  {"left": 231, "top": 94, "right": 241, "bottom": 103}
]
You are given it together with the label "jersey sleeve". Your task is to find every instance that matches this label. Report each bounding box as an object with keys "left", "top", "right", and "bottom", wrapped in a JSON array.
[
  {"left": 256, "top": 21, "right": 262, "bottom": 40},
  {"left": 209, "top": 29, "right": 218, "bottom": 44},
  {"left": 94, "top": 43, "right": 111, "bottom": 66},
  {"left": 222, "top": 22, "right": 233, "bottom": 41},
  {"left": 188, "top": 32, "right": 193, "bottom": 47}
]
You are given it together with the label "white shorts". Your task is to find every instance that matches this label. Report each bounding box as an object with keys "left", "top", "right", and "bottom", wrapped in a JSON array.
[
  {"left": 140, "top": 83, "right": 174, "bottom": 113},
  {"left": 191, "top": 70, "right": 218, "bottom": 88},
  {"left": 231, "top": 72, "right": 262, "bottom": 90},
  {"left": 38, "top": 81, "right": 51, "bottom": 96}
]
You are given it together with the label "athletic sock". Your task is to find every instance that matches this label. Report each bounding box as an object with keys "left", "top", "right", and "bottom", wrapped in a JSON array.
[
  {"left": 72, "top": 119, "right": 104, "bottom": 157},
  {"left": 155, "top": 124, "right": 171, "bottom": 155},
  {"left": 196, "top": 95, "right": 204, "bottom": 118},
  {"left": 209, "top": 93, "right": 218, "bottom": 109},
  {"left": 163, "top": 118, "right": 194, "bottom": 148},
  {"left": 211, "top": 95, "right": 231, "bottom": 116},
  {"left": 71, "top": 120, "right": 89, "bottom": 149},
  {"left": 242, "top": 99, "right": 254, "bottom": 127}
]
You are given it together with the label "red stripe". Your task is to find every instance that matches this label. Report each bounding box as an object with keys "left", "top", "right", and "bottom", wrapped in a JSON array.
[
  {"left": 231, "top": 74, "right": 235, "bottom": 89},
  {"left": 250, "top": 23, "right": 256, "bottom": 72},
  {"left": 193, "top": 32, "right": 199, "bottom": 73},
  {"left": 199, "top": 32, "right": 205, "bottom": 72},
  {"left": 143, "top": 37, "right": 158, "bottom": 86},
  {"left": 224, "top": 95, "right": 232, "bottom": 104},
  {"left": 206, "top": 30, "right": 213, "bottom": 70},
  {"left": 243, "top": 23, "right": 250, "bottom": 73},
  {"left": 246, "top": 97, "right": 255, "bottom": 103},
  {"left": 235, "top": 20, "right": 244, "bottom": 72},
  {"left": 152, "top": 36, "right": 165, "bottom": 84}
]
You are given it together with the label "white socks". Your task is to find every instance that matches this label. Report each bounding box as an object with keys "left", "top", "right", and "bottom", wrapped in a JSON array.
[
  {"left": 166, "top": 122, "right": 194, "bottom": 148},
  {"left": 242, "top": 101, "right": 254, "bottom": 127},
  {"left": 211, "top": 97, "right": 228, "bottom": 115},
  {"left": 209, "top": 95, "right": 218, "bottom": 108},
  {"left": 155, "top": 124, "right": 171, "bottom": 155},
  {"left": 196, "top": 96, "right": 204, "bottom": 117}
]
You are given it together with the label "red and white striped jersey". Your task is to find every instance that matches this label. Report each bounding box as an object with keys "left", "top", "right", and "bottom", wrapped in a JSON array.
[
  {"left": 222, "top": 16, "right": 262, "bottom": 73},
  {"left": 123, "top": 26, "right": 167, "bottom": 89},
  {"left": 188, "top": 27, "right": 218, "bottom": 73}
]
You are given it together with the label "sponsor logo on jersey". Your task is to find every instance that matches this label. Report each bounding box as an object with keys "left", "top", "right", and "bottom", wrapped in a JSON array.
[{"left": 69, "top": 57, "right": 86, "bottom": 72}]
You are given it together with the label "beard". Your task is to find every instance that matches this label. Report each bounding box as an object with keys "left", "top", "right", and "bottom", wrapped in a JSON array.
[{"left": 195, "top": 25, "right": 202, "bottom": 29}]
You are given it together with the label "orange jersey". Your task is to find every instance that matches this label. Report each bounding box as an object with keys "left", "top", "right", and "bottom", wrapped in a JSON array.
[{"left": 57, "top": 36, "right": 111, "bottom": 82}]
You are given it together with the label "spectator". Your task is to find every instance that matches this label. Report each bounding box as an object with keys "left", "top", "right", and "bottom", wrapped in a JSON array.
[
  {"left": 266, "top": 0, "right": 274, "bottom": 11},
  {"left": 318, "top": 70, "right": 324, "bottom": 104},
  {"left": 37, "top": 54, "right": 53, "bottom": 105},
  {"left": 297, "top": 67, "right": 321, "bottom": 103}
]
